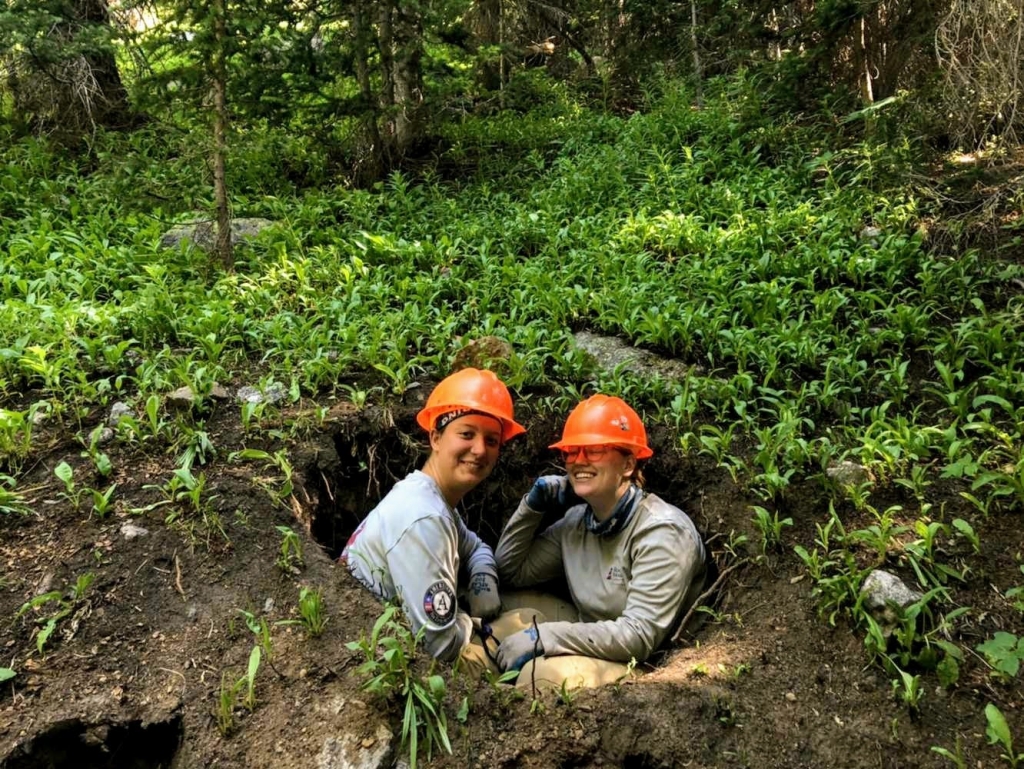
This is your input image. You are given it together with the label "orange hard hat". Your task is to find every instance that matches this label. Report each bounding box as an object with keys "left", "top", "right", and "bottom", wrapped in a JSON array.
[
  {"left": 416, "top": 368, "right": 526, "bottom": 444},
  {"left": 549, "top": 395, "right": 653, "bottom": 459}
]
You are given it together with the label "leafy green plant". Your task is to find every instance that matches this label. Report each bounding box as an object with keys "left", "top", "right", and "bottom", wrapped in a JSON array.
[
  {"left": 750, "top": 505, "right": 792, "bottom": 554},
  {"left": 14, "top": 572, "right": 95, "bottom": 654},
  {"left": 976, "top": 632, "right": 1024, "bottom": 682},
  {"left": 346, "top": 605, "right": 452, "bottom": 769},
  {"left": 0, "top": 474, "right": 30, "bottom": 515},
  {"left": 0, "top": 668, "right": 15, "bottom": 683},
  {"left": 931, "top": 735, "right": 967, "bottom": 769},
  {"left": 296, "top": 587, "right": 326, "bottom": 637},
  {"left": 891, "top": 666, "right": 924, "bottom": 718},
  {"left": 274, "top": 525, "right": 304, "bottom": 574},
  {"left": 986, "top": 703, "right": 1023, "bottom": 768}
]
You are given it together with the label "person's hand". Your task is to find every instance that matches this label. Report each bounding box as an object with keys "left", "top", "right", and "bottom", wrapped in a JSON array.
[
  {"left": 496, "top": 626, "right": 544, "bottom": 672},
  {"left": 466, "top": 573, "right": 501, "bottom": 620},
  {"left": 525, "top": 475, "right": 582, "bottom": 514}
]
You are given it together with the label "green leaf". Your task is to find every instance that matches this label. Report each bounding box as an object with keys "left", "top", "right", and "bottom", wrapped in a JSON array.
[
  {"left": 456, "top": 696, "right": 469, "bottom": 723},
  {"left": 248, "top": 645, "right": 262, "bottom": 684},
  {"left": 0, "top": 668, "right": 15, "bottom": 682},
  {"left": 985, "top": 703, "right": 1012, "bottom": 748},
  {"left": 37, "top": 617, "right": 58, "bottom": 654},
  {"left": 54, "top": 461, "right": 74, "bottom": 487},
  {"left": 936, "top": 656, "right": 959, "bottom": 688}
]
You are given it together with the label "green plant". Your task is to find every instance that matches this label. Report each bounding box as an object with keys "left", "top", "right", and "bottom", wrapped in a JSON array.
[
  {"left": 345, "top": 605, "right": 452, "bottom": 769},
  {"left": 750, "top": 505, "right": 792, "bottom": 554},
  {"left": 890, "top": 666, "right": 923, "bottom": 718},
  {"left": 275, "top": 526, "right": 304, "bottom": 574},
  {"left": 986, "top": 703, "right": 1022, "bottom": 768},
  {"left": 81, "top": 428, "right": 113, "bottom": 478},
  {"left": 931, "top": 735, "right": 967, "bottom": 769},
  {"left": 89, "top": 483, "right": 117, "bottom": 518},
  {"left": 0, "top": 474, "right": 30, "bottom": 516},
  {"left": 14, "top": 572, "right": 94, "bottom": 654},
  {"left": 0, "top": 668, "right": 15, "bottom": 683},
  {"left": 229, "top": 449, "right": 294, "bottom": 508},
  {"left": 297, "top": 586, "right": 326, "bottom": 637},
  {"left": 976, "top": 633, "right": 1024, "bottom": 682}
]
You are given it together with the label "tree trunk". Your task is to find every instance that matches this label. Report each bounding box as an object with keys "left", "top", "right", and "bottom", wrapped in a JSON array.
[
  {"left": 352, "top": 0, "right": 385, "bottom": 180},
  {"left": 212, "top": 0, "right": 233, "bottom": 270},
  {"left": 691, "top": 0, "right": 703, "bottom": 107},
  {"left": 390, "top": 0, "right": 424, "bottom": 157},
  {"left": 79, "top": 0, "right": 132, "bottom": 127}
]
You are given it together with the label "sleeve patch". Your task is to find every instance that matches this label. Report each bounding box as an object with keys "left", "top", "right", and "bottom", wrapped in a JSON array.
[{"left": 423, "top": 580, "right": 456, "bottom": 625}]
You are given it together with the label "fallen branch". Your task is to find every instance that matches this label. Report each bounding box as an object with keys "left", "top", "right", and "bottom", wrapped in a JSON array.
[{"left": 671, "top": 558, "right": 748, "bottom": 644}]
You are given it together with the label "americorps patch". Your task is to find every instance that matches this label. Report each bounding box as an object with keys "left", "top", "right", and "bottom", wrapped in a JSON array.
[{"left": 423, "top": 580, "right": 456, "bottom": 625}]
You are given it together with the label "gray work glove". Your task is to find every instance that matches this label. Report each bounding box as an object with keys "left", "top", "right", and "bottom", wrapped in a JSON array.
[
  {"left": 466, "top": 573, "right": 501, "bottom": 620},
  {"left": 497, "top": 625, "right": 544, "bottom": 672},
  {"left": 525, "top": 475, "right": 582, "bottom": 515}
]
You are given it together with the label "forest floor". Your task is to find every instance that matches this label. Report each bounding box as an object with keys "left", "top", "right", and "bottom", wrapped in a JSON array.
[{"left": 1, "top": 378, "right": 1021, "bottom": 769}]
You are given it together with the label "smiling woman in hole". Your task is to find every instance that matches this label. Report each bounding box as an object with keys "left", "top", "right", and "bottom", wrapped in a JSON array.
[{"left": 494, "top": 395, "right": 709, "bottom": 693}]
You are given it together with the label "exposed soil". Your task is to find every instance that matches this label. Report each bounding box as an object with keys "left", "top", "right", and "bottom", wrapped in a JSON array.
[{"left": 1, "top": 383, "right": 1022, "bottom": 769}]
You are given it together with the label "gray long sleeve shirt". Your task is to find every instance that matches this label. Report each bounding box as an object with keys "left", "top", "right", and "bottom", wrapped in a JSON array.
[
  {"left": 341, "top": 470, "right": 498, "bottom": 662},
  {"left": 495, "top": 492, "right": 706, "bottom": 663}
]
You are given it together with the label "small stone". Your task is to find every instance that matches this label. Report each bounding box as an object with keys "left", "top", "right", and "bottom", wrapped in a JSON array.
[
  {"left": 210, "top": 383, "right": 231, "bottom": 401},
  {"left": 236, "top": 382, "right": 286, "bottom": 405},
  {"left": 826, "top": 460, "right": 873, "bottom": 487},
  {"left": 263, "top": 598, "right": 275, "bottom": 614},
  {"left": 166, "top": 386, "right": 195, "bottom": 410},
  {"left": 860, "top": 225, "right": 882, "bottom": 239},
  {"left": 94, "top": 427, "right": 115, "bottom": 446},
  {"left": 108, "top": 402, "right": 133, "bottom": 427},
  {"left": 186, "top": 605, "right": 198, "bottom": 621},
  {"left": 361, "top": 738, "right": 375, "bottom": 749},
  {"left": 120, "top": 522, "right": 150, "bottom": 541},
  {"left": 785, "top": 692, "right": 797, "bottom": 702}
]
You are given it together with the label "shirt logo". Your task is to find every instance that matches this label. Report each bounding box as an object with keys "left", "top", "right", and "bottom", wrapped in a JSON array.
[
  {"left": 423, "top": 580, "right": 456, "bottom": 625},
  {"left": 605, "top": 566, "right": 626, "bottom": 585}
]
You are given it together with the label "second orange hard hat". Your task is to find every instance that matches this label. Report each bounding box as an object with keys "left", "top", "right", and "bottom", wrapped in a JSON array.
[{"left": 549, "top": 394, "right": 653, "bottom": 459}]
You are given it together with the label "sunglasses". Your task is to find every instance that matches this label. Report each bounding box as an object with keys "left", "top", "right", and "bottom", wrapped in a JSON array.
[{"left": 558, "top": 445, "right": 614, "bottom": 463}]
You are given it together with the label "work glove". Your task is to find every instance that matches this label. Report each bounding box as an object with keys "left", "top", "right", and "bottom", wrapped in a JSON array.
[
  {"left": 525, "top": 475, "right": 582, "bottom": 515},
  {"left": 466, "top": 573, "right": 501, "bottom": 620},
  {"left": 496, "top": 625, "right": 545, "bottom": 673}
]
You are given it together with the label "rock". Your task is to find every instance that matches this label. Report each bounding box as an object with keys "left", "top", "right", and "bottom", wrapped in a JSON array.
[
  {"left": 263, "top": 598, "right": 275, "bottom": 614},
  {"left": 826, "top": 460, "right": 873, "bottom": 487},
  {"left": 860, "top": 226, "right": 882, "bottom": 240},
  {"left": 166, "top": 386, "right": 195, "bottom": 410},
  {"left": 316, "top": 723, "right": 393, "bottom": 769},
  {"left": 572, "top": 330, "right": 697, "bottom": 381},
  {"left": 236, "top": 382, "right": 287, "bottom": 405},
  {"left": 108, "top": 402, "right": 133, "bottom": 427},
  {"left": 210, "top": 383, "right": 232, "bottom": 401},
  {"left": 451, "top": 336, "right": 514, "bottom": 372},
  {"left": 785, "top": 692, "right": 797, "bottom": 702},
  {"left": 120, "top": 522, "right": 150, "bottom": 541},
  {"left": 861, "top": 570, "right": 924, "bottom": 617},
  {"left": 93, "top": 427, "right": 115, "bottom": 446},
  {"left": 159, "top": 218, "right": 276, "bottom": 252}
]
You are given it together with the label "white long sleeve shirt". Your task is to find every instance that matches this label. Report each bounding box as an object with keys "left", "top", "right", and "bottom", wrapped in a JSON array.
[
  {"left": 495, "top": 492, "right": 706, "bottom": 663},
  {"left": 341, "top": 470, "right": 498, "bottom": 662}
]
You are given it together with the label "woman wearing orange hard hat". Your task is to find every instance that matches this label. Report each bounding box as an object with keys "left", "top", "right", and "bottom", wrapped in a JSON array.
[
  {"left": 342, "top": 368, "right": 528, "bottom": 676},
  {"left": 494, "top": 394, "right": 708, "bottom": 691}
]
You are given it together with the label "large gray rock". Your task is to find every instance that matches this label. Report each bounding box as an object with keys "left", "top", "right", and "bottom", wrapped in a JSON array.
[
  {"left": 316, "top": 723, "right": 393, "bottom": 769},
  {"left": 572, "top": 331, "right": 698, "bottom": 381},
  {"left": 159, "top": 218, "right": 275, "bottom": 252},
  {"left": 861, "top": 570, "right": 924, "bottom": 621},
  {"left": 826, "top": 460, "right": 873, "bottom": 487}
]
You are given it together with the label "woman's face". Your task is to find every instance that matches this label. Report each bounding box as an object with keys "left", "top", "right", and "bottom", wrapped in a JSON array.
[
  {"left": 429, "top": 414, "right": 502, "bottom": 492},
  {"left": 563, "top": 445, "right": 636, "bottom": 511}
]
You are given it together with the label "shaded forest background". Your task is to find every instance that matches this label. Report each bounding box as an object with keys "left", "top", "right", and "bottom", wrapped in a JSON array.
[{"left": 2, "top": 0, "right": 1021, "bottom": 183}]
